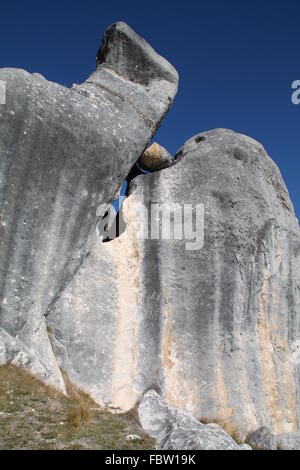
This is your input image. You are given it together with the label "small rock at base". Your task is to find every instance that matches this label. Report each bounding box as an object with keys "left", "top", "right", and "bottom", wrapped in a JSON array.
[
  {"left": 239, "top": 444, "right": 252, "bottom": 450},
  {"left": 247, "top": 426, "right": 276, "bottom": 450},
  {"left": 126, "top": 434, "right": 141, "bottom": 441}
]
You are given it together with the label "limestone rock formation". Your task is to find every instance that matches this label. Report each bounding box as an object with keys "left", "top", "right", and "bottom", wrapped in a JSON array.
[
  {"left": 1, "top": 21, "right": 300, "bottom": 449},
  {"left": 138, "top": 142, "right": 173, "bottom": 172},
  {"left": 47, "top": 128, "right": 300, "bottom": 441},
  {"left": 138, "top": 390, "right": 244, "bottom": 450},
  {"left": 128, "top": 128, "right": 300, "bottom": 438},
  {"left": 0, "top": 22, "right": 178, "bottom": 390}
]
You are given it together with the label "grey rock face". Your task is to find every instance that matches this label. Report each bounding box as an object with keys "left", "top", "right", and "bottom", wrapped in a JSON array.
[
  {"left": 247, "top": 426, "right": 276, "bottom": 450},
  {"left": 129, "top": 128, "right": 300, "bottom": 436},
  {"left": 0, "top": 327, "right": 61, "bottom": 388},
  {"left": 46, "top": 193, "right": 148, "bottom": 409},
  {"left": 96, "top": 22, "right": 177, "bottom": 89},
  {"left": 0, "top": 22, "right": 178, "bottom": 389},
  {"left": 276, "top": 432, "right": 300, "bottom": 450},
  {"left": 138, "top": 390, "right": 242, "bottom": 450}
]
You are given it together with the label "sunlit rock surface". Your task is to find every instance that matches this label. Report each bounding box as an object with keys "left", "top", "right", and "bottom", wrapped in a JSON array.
[
  {"left": 1, "top": 20, "right": 299, "bottom": 444},
  {"left": 0, "top": 22, "right": 178, "bottom": 390},
  {"left": 130, "top": 128, "right": 300, "bottom": 437}
]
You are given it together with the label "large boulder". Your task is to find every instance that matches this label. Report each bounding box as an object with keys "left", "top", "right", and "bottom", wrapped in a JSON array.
[
  {"left": 0, "top": 22, "right": 178, "bottom": 390},
  {"left": 126, "top": 128, "right": 300, "bottom": 436}
]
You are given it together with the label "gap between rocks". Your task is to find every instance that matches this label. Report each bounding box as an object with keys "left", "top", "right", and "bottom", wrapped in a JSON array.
[{"left": 99, "top": 142, "right": 174, "bottom": 243}]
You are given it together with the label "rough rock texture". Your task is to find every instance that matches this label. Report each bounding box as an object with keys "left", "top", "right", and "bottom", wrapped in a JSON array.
[
  {"left": 128, "top": 128, "right": 300, "bottom": 437},
  {"left": 47, "top": 194, "right": 146, "bottom": 409},
  {"left": 46, "top": 128, "right": 300, "bottom": 437},
  {"left": 247, "top": 426, "right": 277, "bottom": 450},
  {"left": 138, "top": 142, "right": 173, "bottom": 171},
  {"left": 138, "top": 390, "right": 243, "bottom": 450},
  {"left": 276, "top": 432, "right": 300, "bottom": 450},
  {"left": 0, "top": 22, "right": 178, "bottom": 390},
  {"left": 0, "top": 327, "right": 59, "bottom": 384}
]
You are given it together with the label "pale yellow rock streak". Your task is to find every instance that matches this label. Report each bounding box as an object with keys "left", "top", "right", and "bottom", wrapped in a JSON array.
[
  {"left": 239, "top": 336, "right": 259, "bottom": 431},
  {"left": 256, "top": 227, "right": 297, "bottom": 433},
  {"left": 215, "top": 359, "right": 233, "bottom": 423},
  {"left": 213, "top": 247, "right": 232, "bottom": 423},
  {"left": 162, "top": 300, "right": 200, "bottom": 414},
  {"left": 106, "top": 195, "right": 142, "bottom": 412}
]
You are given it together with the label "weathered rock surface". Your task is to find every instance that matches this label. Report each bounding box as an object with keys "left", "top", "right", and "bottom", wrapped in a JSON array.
[
  {"left": 138, "top": 390, "right": 243, "bottom": 450},
  {"left": 276, "top": 432, "right": 300, "bottom": 450},
  {"left": 138, "top": 142, "right": 173, "bottom": 171},
  {"left": 129, "top": 128, "right": 300, "bottom": 437},
  {"left": 0, "top": 327, "right": 60, "bottom": 385},
  {"left": 47, "top": 194, "right": 145, "bottom": 409},
  {"left": 1, "top": 20, "right": 299, "bottom": 445},
  {"left": 46, "top": 128, "right": 300, "bottom": 437},
  {"left": 247, "top": 426, "right": 276, "bottom": 450},
  {"left": 0, "top": 22, "right": 178, "bottom": 389}
]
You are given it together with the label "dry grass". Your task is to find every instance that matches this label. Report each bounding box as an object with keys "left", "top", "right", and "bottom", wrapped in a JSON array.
[
  {"left": 63, "top": 373, "right": 92, "bottom": 428},
  {"left": 67, "top": 404, "right": 91, "bottom": 428},
  {"left": 46, "top": 326, "right": 52, "bottom": 339},
  {"left": 0, "top": 364, "right": 155, "bottom": 450}
]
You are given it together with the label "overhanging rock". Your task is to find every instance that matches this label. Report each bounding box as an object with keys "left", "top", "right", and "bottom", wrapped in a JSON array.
[{"left": 0, "top": 22, "right": 178, "bottom": 390}]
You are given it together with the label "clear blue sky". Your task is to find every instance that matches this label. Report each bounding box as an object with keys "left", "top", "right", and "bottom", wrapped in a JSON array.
[{"left": 1, "top": 0, "right": 299, "bottom": 217}]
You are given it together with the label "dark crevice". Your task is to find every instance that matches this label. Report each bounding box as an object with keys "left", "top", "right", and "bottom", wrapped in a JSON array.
[
  {"left": 98, "top": 142, "right": 182, "bottom": 243},
  {"left": 195, "top": 135, "right": 206, "bottom": 143},
  {"left": 173, "top": 149, "right": 182, "bottom": 161},
  {"left": 98, "top": 160, "right": 150, "bottom": 243}
]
